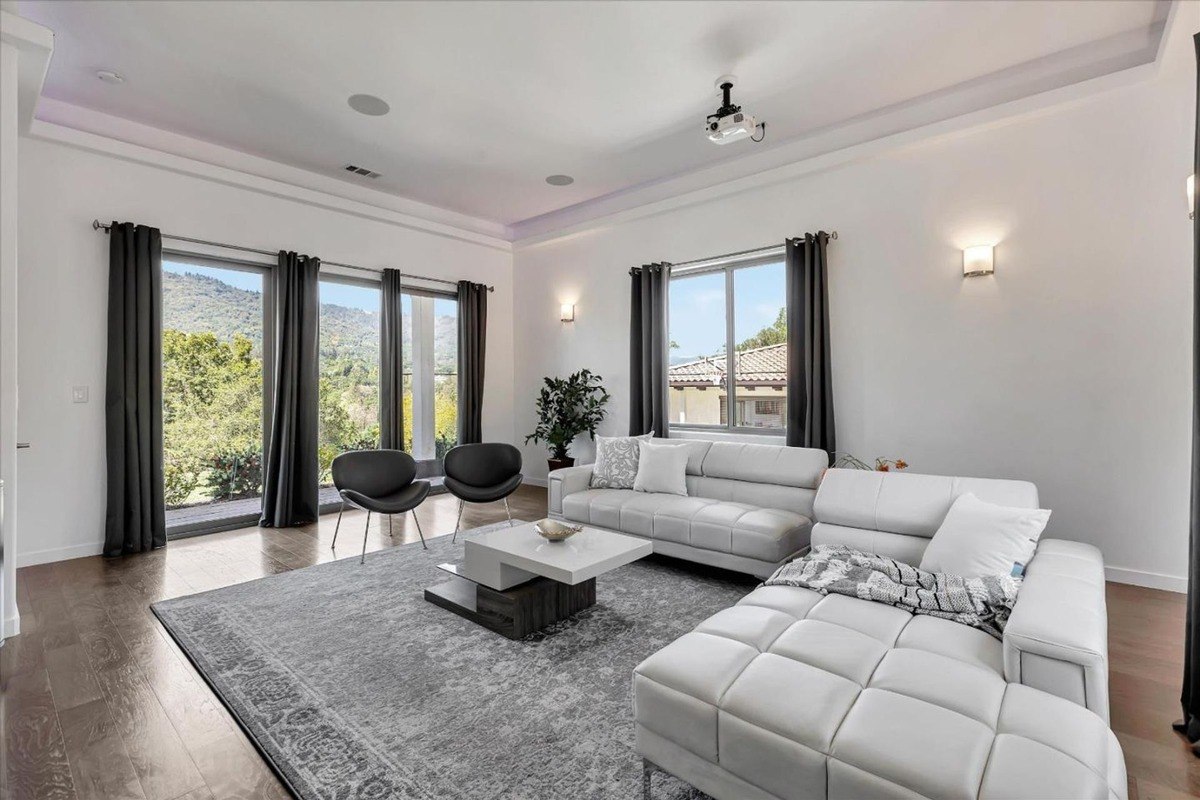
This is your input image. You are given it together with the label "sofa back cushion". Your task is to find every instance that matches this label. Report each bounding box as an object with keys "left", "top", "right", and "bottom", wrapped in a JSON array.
[
  {"left": 812, "top": 469, "right": 1040, "bottom": 562},
  {"left": 699, "top": 442, "right": 828, "bottom": 488},
  {"left": 648, "top": 440, "right": 828, "bottom": 518}
]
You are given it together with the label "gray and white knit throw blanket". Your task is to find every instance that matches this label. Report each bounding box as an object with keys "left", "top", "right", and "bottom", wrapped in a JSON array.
[{"left": 763, "top": 545, "right": 1021, "bottom": 639}]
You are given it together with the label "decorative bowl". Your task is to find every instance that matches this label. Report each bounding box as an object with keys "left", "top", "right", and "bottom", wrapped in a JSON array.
[{"left": 536, "top": 519, "right": 582, "bottom": 541}]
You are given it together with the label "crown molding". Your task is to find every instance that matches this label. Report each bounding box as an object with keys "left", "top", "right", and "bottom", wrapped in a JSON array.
[
  {"left": 9, "top": 0, "right": 1183, "bottom": 250},
  {"left": 0, "top": 10, "right": 53, "bottom": 133},
  {"left": 30, "top": 98, "right": 513, "bottom": 251}
]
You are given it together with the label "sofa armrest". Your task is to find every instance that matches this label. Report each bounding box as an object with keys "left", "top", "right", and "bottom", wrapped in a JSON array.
[
  {"left": 547, "top": 465, "right": 594, "bottom": 516},
  {"left": 1002, "top": 539, "right": 1110, "bottom": 721}
]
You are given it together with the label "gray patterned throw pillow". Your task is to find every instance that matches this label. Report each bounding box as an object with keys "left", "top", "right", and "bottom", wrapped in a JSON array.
[{"left": 590, "top": 433, "right": 653, "bottom": 489}]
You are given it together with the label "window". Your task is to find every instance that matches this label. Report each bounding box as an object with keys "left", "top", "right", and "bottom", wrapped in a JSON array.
[
  {"left": 318, "top": 277, "right": 382, "bottom": 485},
  {"left": 401, "top": 290, "right": 459, "bottom": 460},
  {"left": 162, "top": 254, "right": 271, "bottom": 533},
  {"left": 668, "top": 256, "right": 787, "bottom": 433}
]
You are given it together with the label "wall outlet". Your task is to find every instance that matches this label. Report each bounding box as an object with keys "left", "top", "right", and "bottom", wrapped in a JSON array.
[{"left": 71, "top": 386, "right": 89, "bottom": 404}]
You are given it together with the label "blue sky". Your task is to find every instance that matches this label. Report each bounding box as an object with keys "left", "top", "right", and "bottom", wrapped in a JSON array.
[{"left": 669, "top": 261, "right": 785, "bottom": 360}]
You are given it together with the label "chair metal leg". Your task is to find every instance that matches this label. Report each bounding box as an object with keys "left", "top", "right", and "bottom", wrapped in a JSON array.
[
  {"left": 504, "top": 496, "right": 514, "bottom": 526},
  {"left": 331, "top": 501, "right": 345, "bottom": 550},
  {"left": 642, "top": 758, "right": 654, "bottom": 800},
  {"left": 360, "top": 510, "right": 371, "bottom": 564},
  {"left": 453, "top": 499, "right": 465, "bottom": 543},
  {"left": 412, "top": 510, "right": 427, "bottom": 549},
  {"left": 388, "top": 514, "right": 393, "bottom": 537}
]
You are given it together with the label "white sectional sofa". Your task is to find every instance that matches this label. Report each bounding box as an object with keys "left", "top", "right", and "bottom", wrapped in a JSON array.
[
  {"left": 633, "top": 468, "right": 1124, "bottom": 800},
  {"left": 548, "top": 440, "right": 828, "bottom": 578}
]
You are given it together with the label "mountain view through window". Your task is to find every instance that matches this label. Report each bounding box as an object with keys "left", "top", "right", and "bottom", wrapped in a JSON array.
[{"left": 162, "top": 263, "right": 459, "bottom": 520}]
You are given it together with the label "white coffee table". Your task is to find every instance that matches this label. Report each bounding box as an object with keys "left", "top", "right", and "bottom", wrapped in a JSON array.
[{"left": 424, "top": 521, "right": 652, "bottom": 639}]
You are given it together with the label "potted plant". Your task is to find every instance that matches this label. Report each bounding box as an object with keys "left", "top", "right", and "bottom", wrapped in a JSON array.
[
  {"left": 525, "top": 369, "right": 610, "bottom": 472},
  {"left": 832, "top": 453, "right": 909, "bottom": 472},
  {"left": 818, "top": 453, "right": 909, "bottom": 486}
]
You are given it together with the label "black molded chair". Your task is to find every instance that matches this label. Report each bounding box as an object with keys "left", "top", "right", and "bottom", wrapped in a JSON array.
[
  {"left": 443, "top": 443, "right": 523, "bottom": 542},
  {"left": 331, "top": 449, "right": 431, "bottom": 562}
]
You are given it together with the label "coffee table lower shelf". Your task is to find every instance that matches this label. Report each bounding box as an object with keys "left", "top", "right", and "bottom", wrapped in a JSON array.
[{"left": 424, "top": 571, "right": 597, "bottom": 640}]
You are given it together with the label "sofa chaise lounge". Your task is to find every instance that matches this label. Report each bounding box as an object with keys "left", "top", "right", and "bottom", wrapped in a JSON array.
[
  {"left": 633, "top": 468, "right": 1124, "bottom": 800},
  {"left": 548, "top": 440, "right": 827, "bottom": 578}
]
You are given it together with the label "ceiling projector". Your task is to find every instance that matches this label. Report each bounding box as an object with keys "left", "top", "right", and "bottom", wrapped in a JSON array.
[{"left": 705, "top": 75, "right": 765, "bottom": 145}]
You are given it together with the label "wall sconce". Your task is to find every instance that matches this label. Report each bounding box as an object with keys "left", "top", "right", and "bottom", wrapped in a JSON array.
[
  {"left": 560, "top": 303, "right": 575, "bottom": 322},
  {"left": 963, "top": 245, "right": 994, "bottom": 278},
  {"left": 1188, "top": 174, "right": 1195, "bottom": 220}
]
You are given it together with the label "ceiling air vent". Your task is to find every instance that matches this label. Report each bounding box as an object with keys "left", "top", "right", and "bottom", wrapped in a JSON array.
[{"left": 343, "top": 164, "right": 381, "bottom": 179}]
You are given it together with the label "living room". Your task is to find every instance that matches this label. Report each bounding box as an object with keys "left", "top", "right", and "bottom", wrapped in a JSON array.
[{"left": 1, "top": 1, "right": 1197, "bottom": 798}]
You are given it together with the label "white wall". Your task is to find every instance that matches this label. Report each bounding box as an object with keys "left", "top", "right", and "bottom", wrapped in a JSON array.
[
  {"left": 16, "top": 133, "right": 514, "bottom": 566},
  {"left": 513, "top": 22, "right": 1195, "bottom": 589},
  {"left": 1, "top": 38, "right": 21, "bottom": 636}
]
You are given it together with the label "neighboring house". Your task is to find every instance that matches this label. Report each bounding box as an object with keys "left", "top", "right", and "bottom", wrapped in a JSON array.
[{"left": 668, "top": 343, "right": 786, "bottom": 428}]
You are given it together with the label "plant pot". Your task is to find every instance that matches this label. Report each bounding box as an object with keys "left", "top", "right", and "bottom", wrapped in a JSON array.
[{"left": 547, "top": 456, "right": 575, "bottom": 472}]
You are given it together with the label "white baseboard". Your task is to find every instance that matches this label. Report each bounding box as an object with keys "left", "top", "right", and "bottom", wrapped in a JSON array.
[
  {"left": 1105, "top": 565, "right": 1187, "bottom": 593},
  {"left": 3, "top": 611, "right": 19, "bottom": 638},
  {"left": 17, "top": 541, "right": 105, "bottom": 568},
  {"left": 522, "top": 475, "right": 548, "bottom": 488}
]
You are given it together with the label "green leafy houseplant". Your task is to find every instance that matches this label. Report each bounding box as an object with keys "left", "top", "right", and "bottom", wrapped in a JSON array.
[{"left": 525, "top": 369, "right": 610, "bottom": 469}]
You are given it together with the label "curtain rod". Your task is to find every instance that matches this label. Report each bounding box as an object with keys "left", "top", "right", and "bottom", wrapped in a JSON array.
[
  {"left": 91, "top": 220, "right": 494, "bottom": 292},
  {"left": 663, "top": 231, "right": 838, "bottom": 272}
]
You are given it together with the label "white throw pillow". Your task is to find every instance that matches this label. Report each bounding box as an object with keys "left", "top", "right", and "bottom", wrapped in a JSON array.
[
  {"left": 590, "top": 433, "right": 653, "bottom": 489},
  {"left": 919, "top": 493, "right": 1051, "bottom": 578},
  {"left": 633, "top": 442, "right": 689, "bottom": 496}
]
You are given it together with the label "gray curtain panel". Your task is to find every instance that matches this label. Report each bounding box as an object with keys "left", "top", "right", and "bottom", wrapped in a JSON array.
[
  {"left": 785, "top": 233, "right": 835, "bottom": 456},
  {"left": 260, "top": 251, "right": 321, "bottom": 527},
  {"left": 380, "top": 268, "right": 404, "bottom": 450},
  {"left": 629, "top": 263, "right": 670, "bottom": 436},
  {"left": 457, "top": 281, "right": 487, "bottom": 445},
  {"left": 104, "top": 222, "right": 166, "bottom": 557},
  {"left": 1178, "top": 31, "right": 1200, "bottom": 748}
]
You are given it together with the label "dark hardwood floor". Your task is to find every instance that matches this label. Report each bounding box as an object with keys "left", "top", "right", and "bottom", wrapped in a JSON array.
[{"left": 0, "top": 485, "right": 1194, "bottom": 799}]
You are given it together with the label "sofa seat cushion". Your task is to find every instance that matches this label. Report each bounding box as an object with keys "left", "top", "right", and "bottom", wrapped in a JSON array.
[
  {"left": 560, "top": 488, "right": 636, "bottom": 529},
  {"left": 634, "top": 585, "right": 1126, "bottom": 800},
  {"left": 560, "top": 488, "right": 811, "bottom": 563}
]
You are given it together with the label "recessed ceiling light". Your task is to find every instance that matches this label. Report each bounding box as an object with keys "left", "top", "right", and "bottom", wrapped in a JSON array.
[
  {"left": 348, "top": 94, "right": 390, "bottom": 116},
  {"left": 96, "top": 70, "right": 125, "bottom": 84},
  {"left": 546, "top": 174, "right": 574, "bottom": 186}
]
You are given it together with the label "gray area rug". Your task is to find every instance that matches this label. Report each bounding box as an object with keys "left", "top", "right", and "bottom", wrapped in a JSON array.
[{"left": 151, "top": 522, "right": 758, "bottom": 799}]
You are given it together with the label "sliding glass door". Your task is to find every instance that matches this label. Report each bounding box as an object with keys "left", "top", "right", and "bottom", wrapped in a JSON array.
[
  {"left": 162, "top": 254, "right": 271, "bottom": 534},
  {"left": 318, "top": 277, "right": 382, "bottom": 486},
  {"left": 162, "top": 262, "right": 459, "bottom": 531}
]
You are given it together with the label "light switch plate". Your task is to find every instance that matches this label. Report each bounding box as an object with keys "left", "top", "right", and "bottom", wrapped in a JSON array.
[{"left": 72, "top": 386, "right": 89, "bottom": 404}]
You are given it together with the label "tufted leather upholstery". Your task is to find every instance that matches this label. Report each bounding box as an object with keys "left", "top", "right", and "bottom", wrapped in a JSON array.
[
  {"left": 549, "top": 440, "right": 828, "bottom": 578},
  {"left": 634, "top": 578, "right": 1126, "bottom": 800}
]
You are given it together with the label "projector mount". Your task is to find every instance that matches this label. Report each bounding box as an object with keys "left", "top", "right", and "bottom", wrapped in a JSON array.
[{"left": 705, "top": 75, "right": 766, "bottom": 145}]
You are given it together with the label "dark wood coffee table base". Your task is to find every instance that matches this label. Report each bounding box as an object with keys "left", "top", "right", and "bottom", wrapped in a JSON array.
[{"left": 424, "top": 573, "right": 597, "bottom": 639}]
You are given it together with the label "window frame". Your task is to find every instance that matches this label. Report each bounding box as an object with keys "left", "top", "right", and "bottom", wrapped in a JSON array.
[
  {"left": 400, "top": 286, "right": 459, "bottom": 462},
  {"left": 667, "top": 248, "right": 787, "bottom": 437},
  {"left": 162, "top": 248, "right": 276, "bottom": 539}
]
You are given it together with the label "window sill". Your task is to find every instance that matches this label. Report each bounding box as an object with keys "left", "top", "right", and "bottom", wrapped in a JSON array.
[{"left": 668, "top": 428, "right": 787, "bottom": 445}]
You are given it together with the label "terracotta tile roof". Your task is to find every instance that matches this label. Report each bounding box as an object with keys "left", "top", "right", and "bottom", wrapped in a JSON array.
[{"left": 668, "top": 343, "right": 786, "bottom": 386}]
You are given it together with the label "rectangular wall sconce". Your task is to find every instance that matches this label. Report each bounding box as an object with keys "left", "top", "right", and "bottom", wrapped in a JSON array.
[
  {"left": 963, "top": 245, "right": 994, "bottom": 278},
  {"left": 560, "top": 303, "right": 575, "bottom": 322}
]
